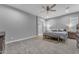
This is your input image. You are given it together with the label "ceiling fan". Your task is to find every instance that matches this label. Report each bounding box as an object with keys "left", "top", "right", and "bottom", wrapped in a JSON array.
[{"left": 41, "top": 4, "right": 56, "bottom": 14}]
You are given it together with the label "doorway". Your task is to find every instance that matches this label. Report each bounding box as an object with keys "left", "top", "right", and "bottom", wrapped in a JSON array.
[{"left": 37, "top": 17, "right": 45, "bottom": 36}]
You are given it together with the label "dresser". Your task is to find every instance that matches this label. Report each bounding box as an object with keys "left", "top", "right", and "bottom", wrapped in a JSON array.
[
  {"left": 0, "top": 32, "right": 5, "bottom": 54},
  {"left": 68, "top": 32, "right": 76, "bottom": 39}
]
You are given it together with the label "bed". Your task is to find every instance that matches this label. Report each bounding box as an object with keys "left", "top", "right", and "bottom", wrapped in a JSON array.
[{"left": 43, "top": 29, "right": 68, "bottom": 42}]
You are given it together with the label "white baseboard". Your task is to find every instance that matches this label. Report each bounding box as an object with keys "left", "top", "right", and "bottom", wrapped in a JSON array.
[{"left": 6, "top": 35, "right": 37, "bottom": 44}]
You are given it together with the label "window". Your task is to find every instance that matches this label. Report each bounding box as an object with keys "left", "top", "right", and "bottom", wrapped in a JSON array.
[{"left": 70, "top": 16, "right": 78, "bottom": 32}]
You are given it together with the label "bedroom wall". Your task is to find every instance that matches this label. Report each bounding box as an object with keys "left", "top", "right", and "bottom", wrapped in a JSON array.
[
  {"left": 47, "top": 12, "right": 79, "bottom": 31},
  {"left": 0, "top": 5, "right": 36, "bottom": 43}
]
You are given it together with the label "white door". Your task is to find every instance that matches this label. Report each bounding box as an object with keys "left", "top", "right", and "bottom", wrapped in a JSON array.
[{"left": 38, "top": 19, "right": 43, "bottom": 35}]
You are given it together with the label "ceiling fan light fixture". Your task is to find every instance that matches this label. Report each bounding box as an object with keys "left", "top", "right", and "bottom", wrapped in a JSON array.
[
  {"left": 65, "top": 6, "right": 70, "bottom": 13},
  {"left": 65, "top": 9, "right": 69, "bottom": 13},
  {"left": 40, "top": 4, "right": 56, "bottom": 19}
]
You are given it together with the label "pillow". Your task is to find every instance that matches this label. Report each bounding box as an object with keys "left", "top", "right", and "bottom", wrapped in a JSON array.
[
  {"left": 58, "top": 30, "right": 63, "bottom": 32},
  {"left": 52, "top": 29, "right": 57, "bottom": 32}
]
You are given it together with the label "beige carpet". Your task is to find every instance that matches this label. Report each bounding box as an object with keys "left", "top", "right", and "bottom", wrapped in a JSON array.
[{"left": 5, "top": 36, "right": 79, "bottom": 54}]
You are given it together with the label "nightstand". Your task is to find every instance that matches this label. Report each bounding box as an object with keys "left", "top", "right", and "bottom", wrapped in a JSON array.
[{"left": 68, "top": 31, "right": 76, "bottom": 39}]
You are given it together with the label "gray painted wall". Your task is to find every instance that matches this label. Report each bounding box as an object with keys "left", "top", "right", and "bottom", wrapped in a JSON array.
[
  {"left": 47, "top": 12, "right": 79, "bottom": 31},
  {"left": 0, "top": 5, "right": 36, "bottom": 42}
]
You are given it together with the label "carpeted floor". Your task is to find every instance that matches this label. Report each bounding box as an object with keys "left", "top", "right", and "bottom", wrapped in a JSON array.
[{"left": 5, "top": 36, "right": 79, "bottom": 54}]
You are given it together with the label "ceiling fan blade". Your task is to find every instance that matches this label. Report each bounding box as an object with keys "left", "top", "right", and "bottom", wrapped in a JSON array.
[
  {"left": 40, "top": 10, "right": 46, "bottom": 13},
  {"left": 42, "top": 5, "right": 46, "bottom": 9},
  {"left": 51, "top": 4, "right": 56, "bottom": 8},
  {"left": 66, "top": 6, "right": 70, "bottom": 9},
  {"left": 50, "top": 10, "right": 56, "bottom": 11}
]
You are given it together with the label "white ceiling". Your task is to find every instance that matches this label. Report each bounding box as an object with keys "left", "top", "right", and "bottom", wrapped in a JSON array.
[{"left": 8, "top": 4, "right": 79, "bottom": 19}]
